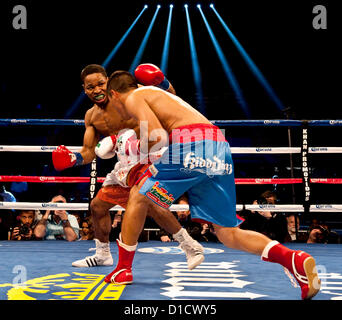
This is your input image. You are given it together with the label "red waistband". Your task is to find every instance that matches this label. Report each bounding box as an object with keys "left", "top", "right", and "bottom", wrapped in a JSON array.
[{"left": 169, "top": 123, "right": 226, "bottom": 143}]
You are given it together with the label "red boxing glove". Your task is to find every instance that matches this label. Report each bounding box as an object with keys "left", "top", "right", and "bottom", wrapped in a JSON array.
[
  {"left": 134, "top": 63, "right": 170, "bottom": 90},
  {"left": 52, "top": 145, "right": 83, "bottom": 171}
]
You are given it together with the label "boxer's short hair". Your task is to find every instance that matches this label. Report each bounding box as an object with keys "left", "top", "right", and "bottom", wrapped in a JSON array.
[
  {"left": 107, "top": 70, "right": 138, "bottom": 94},
  {"left": 81, "top": 64, "right": 107, "bottom": 82}
]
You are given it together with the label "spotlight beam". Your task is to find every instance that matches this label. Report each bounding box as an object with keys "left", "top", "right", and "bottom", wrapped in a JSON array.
[
  {"left": 129, "top": 6, "right": 161, "bottom": 73},
  {"left": 65, "top": 6, "right": 147, "bottom": 118},
  {"left": 102, "top": 6, "right": 148, "bottom": 68},
  {"left": 211, "top": 6, "right": 285, "bottom": 111},
  {"left": 185, "top": 4, "right": 206, "bottom": 115},
  {"left": 160, "top": 4, "right": 174, "bottom": 74},
  {"left": 198, "top": 6, "right": 250, "bottom": 117}
]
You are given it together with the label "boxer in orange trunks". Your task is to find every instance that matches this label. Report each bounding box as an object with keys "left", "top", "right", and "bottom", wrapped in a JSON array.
[{"left": 52, "top": 64, "right": 204, "bottom": 269}]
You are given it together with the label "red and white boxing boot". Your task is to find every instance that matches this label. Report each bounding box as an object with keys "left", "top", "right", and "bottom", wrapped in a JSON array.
[
  {"left": 261, "top": 241, "right": 321, "bottom": 299},
  {"left": 104, "top": 235, "right": 137, "bottom": 285}
]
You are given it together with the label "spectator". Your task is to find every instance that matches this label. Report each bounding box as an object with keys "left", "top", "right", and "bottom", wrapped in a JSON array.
[
  {"left": 201, "top": 223, "right": 219, "bottom": 242},
  {"left": 283, "top": 214, "right": 308, "bottom": 243},
  {"left": 71, "top": 212, "right": 84, "bottom": 226},
  {"left": 69, "top": 189, "right": 88, "bottom": 225},
  {"left": 307, "top": 220, "right": 340, "bottom": 244},
  {"left": 0, "top": 194, "right": 11, "bottom": 240},
  {"left": 0, "top": 194, "right": 9, "bottom": 240},
  {"left": 34, "top": 195, "right": 79, "bottom": 241},
  {"left": 79, "top": 217, "right": 95, "bottom": 240},
  {"left": 10, "top": 181, "right": 28, "bottom": 201},
  {"left": 109, "top": 210, "right": 123, "bottom": 242},
  {"left": 240, "top": 190, "right": 288, "bottom": 243},
  {"left": 0, "top": 183, "right": 16, "bottom": 203},
  {"left": 9, "top": 209, "right": 37, "bottom": 241},
  {"left": 0, "top": 213, "right": 8, "bottom": 240},
  {"left": 158, "top": 195, "right": 208, "bottom": 242}
]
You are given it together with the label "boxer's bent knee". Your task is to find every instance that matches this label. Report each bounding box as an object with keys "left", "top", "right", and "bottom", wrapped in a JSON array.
[
  {"left": 128, "top": 184, "right": 152, "bottom": 209},
  {"left": 213, "top": 224, "right": 238, "bottom": 244},
  {"left": 90, "top": 196, "right": 113, "bottom": 218}
]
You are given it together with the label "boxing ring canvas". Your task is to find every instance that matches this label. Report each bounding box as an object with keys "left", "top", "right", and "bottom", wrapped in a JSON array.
[{"left": 0, "top": 240, "right": 341, "bottom": 300}]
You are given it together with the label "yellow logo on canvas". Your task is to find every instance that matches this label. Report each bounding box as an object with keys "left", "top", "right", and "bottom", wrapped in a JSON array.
[{"left": 0, "top": 272, "right": 125, "bottom": 300}]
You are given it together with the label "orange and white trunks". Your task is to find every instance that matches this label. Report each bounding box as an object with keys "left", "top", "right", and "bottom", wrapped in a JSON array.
[{"left": 97, "top": 163, "right": 150, "bottom": 206}]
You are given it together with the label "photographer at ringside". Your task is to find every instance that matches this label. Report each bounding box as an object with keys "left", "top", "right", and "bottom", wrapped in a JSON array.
[
  {"left": 34, "top": 195, "right": 79, "bottom": 241},
  {"left": 9, "top": 209, "right": 37, "bottom": 241},
  {"left": 307, "top": 220, "right": 340, "bottom": 244},
  {"left": 240, "top": 190, "right": 288, "bottom": 243}
]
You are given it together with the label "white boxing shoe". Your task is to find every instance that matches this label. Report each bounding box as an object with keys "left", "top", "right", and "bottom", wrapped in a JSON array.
[
  {"left": 180, "top": 239, "right": 205, "bottom": 270},
  {"left": 72, "top": 254, "right": 113, "bottom": 267},
  {"left": 72, "top": 239, "right": 113, "bottom": 267},
  {"left": 173, "top": 228, "right": 205, "bottom": 270}
]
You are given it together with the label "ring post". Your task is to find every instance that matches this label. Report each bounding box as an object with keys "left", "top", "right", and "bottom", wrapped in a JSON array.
[
  {"left": 301, "top": 120, "right": 311, "bottom": 235},
  {"left": 88, "top": 159, "right": 98, "bottom": 216}
]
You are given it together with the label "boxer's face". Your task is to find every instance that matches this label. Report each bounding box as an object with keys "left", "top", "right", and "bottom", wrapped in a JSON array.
[{"left": 83, "top": 73, "right": 108, "bottom": 107}]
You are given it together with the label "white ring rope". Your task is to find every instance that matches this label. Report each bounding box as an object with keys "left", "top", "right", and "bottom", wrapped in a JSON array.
[
  {"left": 1, "top": 128, "right": 341, "bottom": 214},
  {"left": 1, "top": 202, "right": 342, "bottom": 212},
  {"left": 1, "top": 145, "right": 342, "bottom": 154}
]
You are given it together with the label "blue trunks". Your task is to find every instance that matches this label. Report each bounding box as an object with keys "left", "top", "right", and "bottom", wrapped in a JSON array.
[{"left": 138, "top": 123, "right": 241, "bottom": 227}]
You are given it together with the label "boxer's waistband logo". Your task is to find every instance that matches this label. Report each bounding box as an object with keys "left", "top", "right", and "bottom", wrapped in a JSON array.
[
  {"left": 183, "top": 152, "right": 232, "bottom": 175},
  {"left": 146, "top": 181, "right": 175, "bottom": 208}
]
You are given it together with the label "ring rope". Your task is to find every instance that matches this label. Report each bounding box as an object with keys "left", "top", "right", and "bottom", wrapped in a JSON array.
[
  {"left": 1, "top": 119, "right": 341, "bottom": 216},
  {"left": 1, "top": 119, "right": 342, "bottom": 127},
  {"left": 1, "top": 202, "right": 342, "bottom": 212},
  {"left": 1, "top": 175, "right": 342, "bottom": 184},
  {"left": 1, "top": 145, "right": 342, "bottom": 154}
]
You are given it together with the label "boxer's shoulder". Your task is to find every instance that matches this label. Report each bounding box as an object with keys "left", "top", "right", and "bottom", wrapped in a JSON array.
[{"left": 85, "top": 105, "right": 104, "bottom": 125}]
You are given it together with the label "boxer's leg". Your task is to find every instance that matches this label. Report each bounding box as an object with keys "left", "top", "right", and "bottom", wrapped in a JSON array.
[
  {"left": 213, "top": 224, "right": 320, "bottom": 299},
  {"left": 90, "top": 196, "right": 117, "bottom": 243},
  {"left": 72, "top": 185, "right": 129, "bottom": 268}
]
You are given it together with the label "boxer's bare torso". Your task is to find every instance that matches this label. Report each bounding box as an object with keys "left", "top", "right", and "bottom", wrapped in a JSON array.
[
  {"left": 113, "top": 86, "right": 211, "bottom": 150},
  {"left": 81, "top": 104, "right": 138, "bottom": 164}
]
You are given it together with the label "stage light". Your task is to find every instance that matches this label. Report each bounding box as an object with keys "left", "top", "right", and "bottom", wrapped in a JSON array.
[
  {"left": 184, "top": 4, "right": 188, "bottom": 8},
  {"left": 160, "top": 3, "right": 174, "bottom": 74},
  {"left": 157, "top": 5, "right": 161, "bottom": 8},
  {"left": 144, "top": 5, "right": 148, "bottom": 8},
  {"left": 198, "top": 6, "right": 250, "bottom": 117},
  {"left": 197, "top": 4, "right": 201, "bottom": 8},
  {"left": 210, "top": 4, "right": 214, "bottom": 8},
  {"left": 184, "top": 4, "right": 205, "bottom": 115},
  {"left": 211, "top": 6, "right": 285, "bottom": 111},
  {"left": 66, "top": 6, "right": 147, "bottom": 118},
  {"left": 129, "top": 5, "right": 161, "bottom": 73}
]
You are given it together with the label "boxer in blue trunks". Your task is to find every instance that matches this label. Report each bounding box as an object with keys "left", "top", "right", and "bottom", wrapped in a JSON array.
[
  {"left": 138, "top": 123, "right": 239, "bottom": 228},
  {"left": 103, "top": 70, "right": 320, "bottom": 300}
]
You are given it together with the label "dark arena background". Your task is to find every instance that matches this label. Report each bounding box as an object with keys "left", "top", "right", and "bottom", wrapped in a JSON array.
[{"left": 0, "top": 0, "right": 341, "bottom": 311}]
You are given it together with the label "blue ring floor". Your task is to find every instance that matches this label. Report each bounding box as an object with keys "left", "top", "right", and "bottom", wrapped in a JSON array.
[{"left": 0, "top": 240, "right": 341, "bottom": 301}]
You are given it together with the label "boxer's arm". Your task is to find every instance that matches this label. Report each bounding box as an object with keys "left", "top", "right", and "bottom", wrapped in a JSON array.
[
  {"left": 166, "top": 83, "right": 176, "bottom": 95},
  {"left": 137, "top": 82, "right": 175, "bottom": 95},
  {"left": 80, "top": 123, "right": 100, "bottom": 164},
  {"left": 125, "top": 94, "right": 167, "bottom": 152},
  {"left": 135, "top": 63, "right": 176, "bottom": 95}
]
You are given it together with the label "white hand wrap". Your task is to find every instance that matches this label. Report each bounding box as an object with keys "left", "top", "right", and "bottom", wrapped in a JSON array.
[
  {"left": 95, "top": 136, "right": 116, "bottom": 159},
  {"left": 116, "top": 129, "right": 139, "bottom": 156}
]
